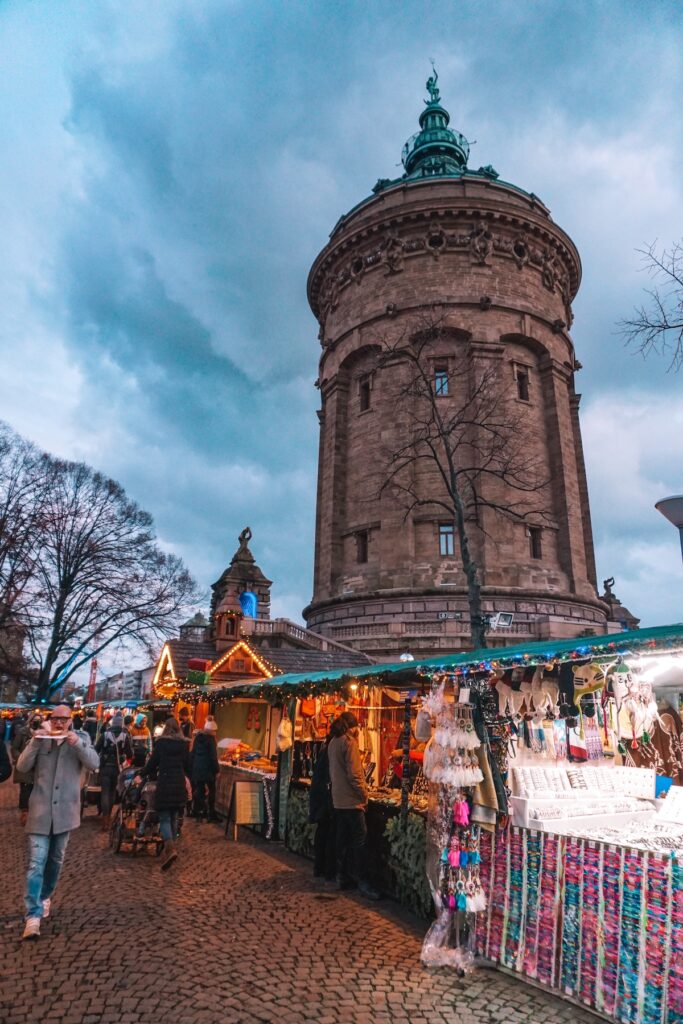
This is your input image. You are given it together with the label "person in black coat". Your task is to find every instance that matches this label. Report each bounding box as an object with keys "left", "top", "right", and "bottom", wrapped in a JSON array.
[
  {"left": 308, "top": 735, "right": 336, "bottom": 883},
  {"left": 138, "top": 717, "right": 190, "bottom": 871},
  {"left": 0, "top": 737, "right": 11, "bottom": 784},
  {"left": 96, "top": 714, "right": 134, "bottom": 831},
  {"left": 82, "top": 710, "right": 98, "bottom": 745},
  {"left": 189, "top": 718, "right": 220, "bottom": 822}
]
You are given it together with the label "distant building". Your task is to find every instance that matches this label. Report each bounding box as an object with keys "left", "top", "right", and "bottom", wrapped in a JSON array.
[
  {"left": 152, "top": 529, "right": 372, "bottom": 697},
  {"left": 95, "top": 666, "right": 155, "bottom": 703}
]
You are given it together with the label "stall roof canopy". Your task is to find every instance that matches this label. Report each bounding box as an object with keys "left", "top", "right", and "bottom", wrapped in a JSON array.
[
  {"left": 242, "top": 622, "right": 683, "bottom": 695},
  {"left": 80, "top": 699, "right": 173, "bottom": 709}
]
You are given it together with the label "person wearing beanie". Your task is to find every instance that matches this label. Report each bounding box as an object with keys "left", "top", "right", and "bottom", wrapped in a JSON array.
[
  {"left": 188, "top": 718, "right": 220, "bottom": 822},
  {"left": 95, "top": 712, "right": 134, "bottom": 831},
  {"left": 130, "top": 712, "right": 152, "bottom": 767},
  {"left": 328, "top": 712, "right": 381, "bottom": 900}
]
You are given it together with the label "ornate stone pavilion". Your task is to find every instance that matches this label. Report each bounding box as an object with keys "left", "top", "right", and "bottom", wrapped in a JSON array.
[
  {"left": 303, "top": 71, "right": 613, "bottom": 660},
  {"left": 152, "top": 529, "right": 371, "bottom": 697}
]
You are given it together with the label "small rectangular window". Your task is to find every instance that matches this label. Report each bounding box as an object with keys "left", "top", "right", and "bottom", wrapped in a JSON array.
[
  {"left": 434, "top": 365, "right": 449, "bottom": 396},
  {"left": 359, "top": 376, "right": 371, "bottom": 411},
  {"left": 439, "top": 523, "right": 455, "bottom": 557},
  {"left": 356, "top": 530, "right": 369, "bottom": 563},
  {"left": 529, "top": 526, "right": 542, "bottom": 560},
  {"left": 516, "top": 368, "right": 530, "bottom": 402}
]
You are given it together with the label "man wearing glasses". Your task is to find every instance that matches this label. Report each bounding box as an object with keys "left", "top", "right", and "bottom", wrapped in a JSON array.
[{"left": 15, "top": 704, "right": 99, "bottom": 941}]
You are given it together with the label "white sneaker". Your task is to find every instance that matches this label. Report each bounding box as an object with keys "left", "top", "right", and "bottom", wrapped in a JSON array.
[
  {"left": 42, "top": 898, "right": 51, "bottom": 920},
  {"left": 22, "top": 917, "right": 41, "bottom": 941}
]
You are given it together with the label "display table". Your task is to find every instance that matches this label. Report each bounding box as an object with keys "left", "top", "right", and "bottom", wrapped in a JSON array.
[
  {"left": 475, "top": 826, "right": 683, "bottom": 1024},
  {"left": 216, "top": 763, "right": 277, "bottom": 839}
]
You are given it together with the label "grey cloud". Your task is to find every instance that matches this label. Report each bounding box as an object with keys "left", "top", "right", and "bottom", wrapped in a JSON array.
[{"left": 2, "top": 0, "right": 683, "bottom": 628}]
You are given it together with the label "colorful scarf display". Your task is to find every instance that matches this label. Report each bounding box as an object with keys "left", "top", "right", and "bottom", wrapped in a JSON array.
[{"left": 475, "top": 828, "right": 682, "bottom": 1024}]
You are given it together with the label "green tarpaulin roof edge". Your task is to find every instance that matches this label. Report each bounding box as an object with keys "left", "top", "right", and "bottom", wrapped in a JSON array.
[{"left": 242, "top": 622, "right": 683, "bottom": 695}]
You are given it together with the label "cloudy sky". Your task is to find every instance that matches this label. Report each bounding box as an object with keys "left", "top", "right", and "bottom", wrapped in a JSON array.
[{"left": 1, "top": 0, "right": 681, "bottom": 670}]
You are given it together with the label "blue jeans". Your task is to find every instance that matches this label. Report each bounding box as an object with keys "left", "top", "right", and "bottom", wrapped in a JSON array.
[
  {"left": 25, "top": 831, "right": 70, "bottom": 919},
  {"left": 158, "top": 809, "right": 178, "bottom": 842}
]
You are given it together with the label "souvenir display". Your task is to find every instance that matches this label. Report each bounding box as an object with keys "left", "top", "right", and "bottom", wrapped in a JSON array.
[
  {"left": 476, "top": 827, "right": 683, "bottom": 1024},
  {"left": 418, "top": 684, "right": 488, "bottom": 971}
]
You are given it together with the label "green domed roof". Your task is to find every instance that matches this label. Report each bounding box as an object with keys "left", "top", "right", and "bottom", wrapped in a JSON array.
[{"left": 401, "top": 68, "right": 469, "bottom": 178}]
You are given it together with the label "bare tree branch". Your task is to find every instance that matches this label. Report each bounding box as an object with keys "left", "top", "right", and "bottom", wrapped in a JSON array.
[
  {"left": 619, "top": 240, "right": 683, "bottom": 372},
  {"left": 368, "top": 310, "right": 552, "bottom": 648}
]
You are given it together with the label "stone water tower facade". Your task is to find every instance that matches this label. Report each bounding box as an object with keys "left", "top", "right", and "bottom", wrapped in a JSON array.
[{"left": 303, "top": 75, "right": 607, "bottom": 659}]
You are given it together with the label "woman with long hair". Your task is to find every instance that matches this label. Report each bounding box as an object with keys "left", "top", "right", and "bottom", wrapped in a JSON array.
[{"left": 137, "top": 717, "right": 190, "bottom": 871}]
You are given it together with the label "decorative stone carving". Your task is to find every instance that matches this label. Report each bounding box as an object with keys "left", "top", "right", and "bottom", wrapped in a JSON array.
[
  {"left": 469, "top": 224, "right": 492, "bottom": 264},
  {"left": 313, "top": 219, "right": 576, "bottom": 323},
  {"left": 426, "top": 221, "right": 446, "bottom": 258},
  {"left": 541, "top": 248, "right": 559, "bottom": 292},
  {"left": 511, "top": 234, "right": 529, "bottom": 269},
  {"left": 479, "top": 295, "right": 492, "bottom": 311},
  {"left": 381, "top": 232, "right": 406, "bottom": 275},
  {"left": 349, "top": 254, "right": 366, "bottom": 285}
]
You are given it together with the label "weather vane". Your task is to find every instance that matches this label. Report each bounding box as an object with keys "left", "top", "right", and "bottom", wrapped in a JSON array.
[{"left": 425, "top": 59, "right": 440, "bottom": 104}]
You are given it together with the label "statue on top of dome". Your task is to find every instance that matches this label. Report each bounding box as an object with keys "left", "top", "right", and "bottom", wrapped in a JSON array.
[{"left": 425, "top": 63, "right": 440, "bottom": 105}]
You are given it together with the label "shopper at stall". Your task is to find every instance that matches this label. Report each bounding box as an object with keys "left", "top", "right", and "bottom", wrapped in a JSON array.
[
  {"left": 136, "top": 716, "right": 190, "bottom": 871},
  {"left": 309, "top": 730, "right": 336, "bottom": 884},
  {"left": 130, "top": 713, "right": 152, "bottom": 767},
  {"left": 16, "top": 704, "right": 99, "bottom": 940},
  {"left": 328, "top": 712, "right": 381, "bottom": 900},
  {"left": 189, "top": 717, "right": 220, "bottom": 821},
  {"left": 10, "top": 714, "right": 42, "bottom": 825},
  {"left": 82, "top": 710, "right": 98, "bottom": 744},
  {"left": 179, "top": 706, "right": 195, "bottom": 741},
  {"left": 96, "top": 713, "right": 133, "bottom": 832}
]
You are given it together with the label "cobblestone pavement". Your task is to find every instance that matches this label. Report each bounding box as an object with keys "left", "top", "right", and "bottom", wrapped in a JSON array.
[{"left": 0, "top": 782, "right": 596, "bottom": 1024}]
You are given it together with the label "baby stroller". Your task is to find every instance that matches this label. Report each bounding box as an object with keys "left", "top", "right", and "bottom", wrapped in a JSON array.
[{"left": 109, "top": 767, "right": 163, "bottom": 857}]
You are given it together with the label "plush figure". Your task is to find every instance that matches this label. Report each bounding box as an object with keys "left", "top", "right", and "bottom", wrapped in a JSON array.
[
  {"left": 530, "top": 666, "right": 560, "bottom": 716},
  {"left": 572, "top": 662, "right": 607, "bottom": 698}
]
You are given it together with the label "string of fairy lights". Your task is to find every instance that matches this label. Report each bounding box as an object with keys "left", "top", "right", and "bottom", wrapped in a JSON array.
[{"left": 155, "top": 627, "right": 683, "bottom": 708}]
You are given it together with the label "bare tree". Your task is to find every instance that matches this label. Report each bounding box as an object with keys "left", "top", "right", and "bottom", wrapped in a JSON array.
[
  {"left": 620, "top": 240, "right": 683, "bottom": 372},
  {"left": 372, "top": 315, "right": 550, "bottom": 649},
  {"left": 0, "top": 422, "right": 199, "bottom": 701},
  {"left": 0, "top": 423, "right": 49, "bottom": 680}
]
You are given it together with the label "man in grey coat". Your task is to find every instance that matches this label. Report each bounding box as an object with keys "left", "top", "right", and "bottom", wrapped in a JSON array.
[
  {"left": 16, "top": 704, "right": 99, "bottom": 941},
  {"left": 327, "top": 712, "right": 380, "bottom": 900}
]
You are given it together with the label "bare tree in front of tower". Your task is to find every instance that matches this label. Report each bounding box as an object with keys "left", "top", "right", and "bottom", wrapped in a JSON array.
[
  {"left": 620, "top": 239, "right": 683, "bottom": 372},
  {"left": 373, "top": 315, "right": 551, "bottom": 649}
]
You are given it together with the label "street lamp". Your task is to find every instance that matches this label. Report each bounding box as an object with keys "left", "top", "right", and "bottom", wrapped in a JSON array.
[{"left": 655, "top": 495, "right": 683, "bottom": 563}]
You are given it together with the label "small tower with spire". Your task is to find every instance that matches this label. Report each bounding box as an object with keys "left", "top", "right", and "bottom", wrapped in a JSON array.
[{"left": 210, "top": 528, "right": 272, "bottom": 648}]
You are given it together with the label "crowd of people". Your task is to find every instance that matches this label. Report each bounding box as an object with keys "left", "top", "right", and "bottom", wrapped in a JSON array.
[
  {"left": 2, "top": 702, "right": 380, "bottom": 944},
  {"left": 1, "top": 705, "right": 220, "bottom": 942}
]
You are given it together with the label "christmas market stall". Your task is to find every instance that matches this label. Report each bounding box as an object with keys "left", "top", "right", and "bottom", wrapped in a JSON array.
[
  {"left": 156, "top": 641, "right": 284, "bottom": 840},
  {"left": 245, "top": 622, "right": 683, "bottom": 1023},
  {"left": 153, "top": 619, "right": 374, "bottom": 839}
]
